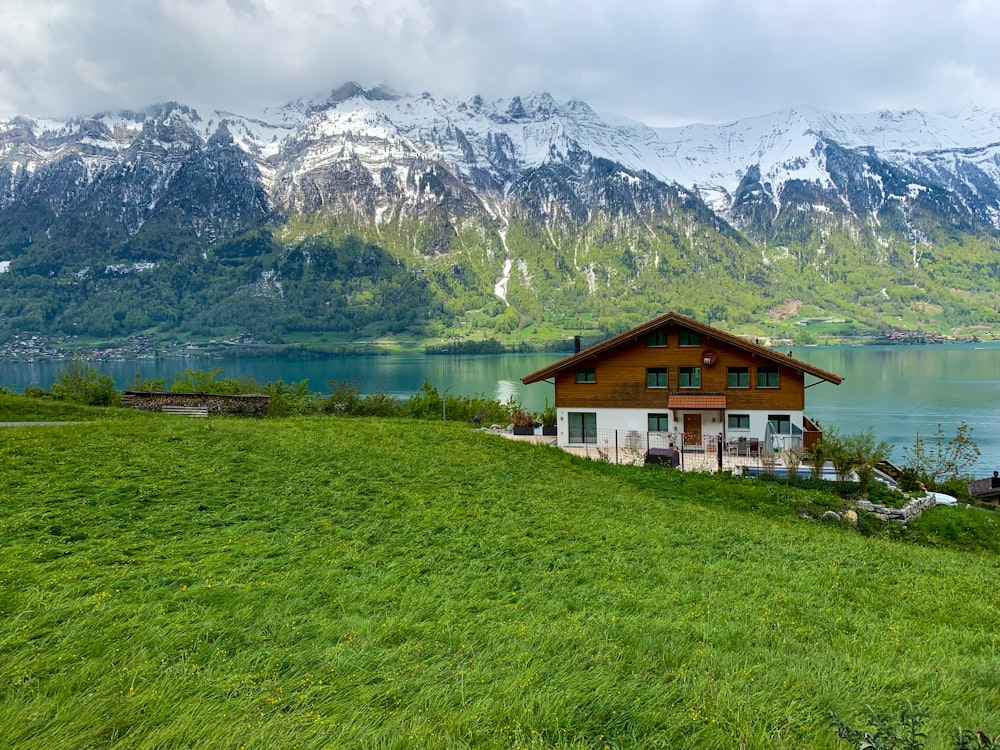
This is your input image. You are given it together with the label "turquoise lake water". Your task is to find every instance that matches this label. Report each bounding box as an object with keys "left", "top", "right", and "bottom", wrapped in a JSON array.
[{"left": 2, "top": 343, "right": 999, "bottom": 475}]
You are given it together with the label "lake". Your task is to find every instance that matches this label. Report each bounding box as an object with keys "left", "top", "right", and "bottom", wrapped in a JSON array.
[{"left": 2, "top": 343, "right": 999, "bottom": 475}]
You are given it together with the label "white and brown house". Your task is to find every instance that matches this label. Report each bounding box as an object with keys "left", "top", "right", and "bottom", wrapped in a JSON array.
[{"left": 521, "top": 312, "right": 843, "bottom": 454}]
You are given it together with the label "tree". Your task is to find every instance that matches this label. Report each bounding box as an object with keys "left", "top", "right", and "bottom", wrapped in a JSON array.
[
  {"left": 815, "top": 425, "right": 892, "bottom": 495},
  {"left": 902, "top": 422, "right": 981, "bottom": 485},
  {"left": 820, "top": 426, "right": 855, "bottom": 482},
  {"left": 845, "top": 428, "right": 893, "bottom": 498}
]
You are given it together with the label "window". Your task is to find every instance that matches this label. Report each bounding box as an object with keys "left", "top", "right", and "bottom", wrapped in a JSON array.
[
  {"left": 568, "top": 412, "right": 597, "bottom": 443},
  {"left": 727, "top": 367, "right": 750, "bottom": 389},
  {"left": 757, "top": 366, "right": 779, "bottom": 388},
  {"left": 678, "top": 329, "right": 700, "bottom": 347},
  {"left": 646, "top": 330, "right": 667, "bottom": 347},
  {"left": 648, "top": 413, "right": 671, "bottom": 432},
  {"left": 679, "top": 367, "right": 701, "bottom": 388},
  {"left": 728, "top": 414, "right": 750, "bottom": 430},
  {"left": 768, "top": 414, "right": 791, "bottom": 434},
  {"left": 646, "top": 368, "right": 668, "bottom": 388},
  {"left": 576, "top": 367, "right": 596, "bottom": 384}
]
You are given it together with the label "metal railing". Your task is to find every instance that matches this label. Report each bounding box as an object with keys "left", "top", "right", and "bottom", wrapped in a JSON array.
[
  {"left": 563, "top": 428, "right": 777, "bottom": 472},
  {"left": 763, "top": 422, "right": 804, "bottom": 455}
]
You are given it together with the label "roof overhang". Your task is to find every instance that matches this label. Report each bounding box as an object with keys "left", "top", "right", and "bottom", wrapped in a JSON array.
[
  {"left": 667, "top": 394, "right": 727, "bottom": 409},
  {"left": 521, "top": 311, "right": 844, "bottom": 386}
]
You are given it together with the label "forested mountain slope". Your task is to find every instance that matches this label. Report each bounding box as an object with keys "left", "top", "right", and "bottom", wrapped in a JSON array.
[{"left": 2, "top": 84, "right": 999, "bottom": 343}]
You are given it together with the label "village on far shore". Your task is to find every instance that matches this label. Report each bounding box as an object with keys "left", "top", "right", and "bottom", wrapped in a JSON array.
[{"left": 0, "top": 323, "right": 993, "bottom": 363}]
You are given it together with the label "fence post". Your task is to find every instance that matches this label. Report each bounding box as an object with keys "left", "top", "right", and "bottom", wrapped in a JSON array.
[
  {"left": 717, "top": 433, "right": 723, "bottom": 471},
  {"left": 615, "top": 430, "right": 619, "bottom": 464}
]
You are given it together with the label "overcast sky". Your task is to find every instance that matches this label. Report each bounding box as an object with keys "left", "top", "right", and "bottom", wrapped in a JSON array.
[{"left": 2, "top": 0, "right": 999, "bottom": 126}]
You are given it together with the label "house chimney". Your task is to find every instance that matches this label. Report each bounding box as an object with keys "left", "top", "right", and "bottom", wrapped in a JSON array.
[
  {"left": 992, "top": 471, "right": 999, "bottom": 489},
  {"left": 574, "top": 335, "right": 581, "bottom": 353}
]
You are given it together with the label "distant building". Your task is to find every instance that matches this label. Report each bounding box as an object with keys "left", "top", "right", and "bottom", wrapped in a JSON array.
[
  {"left": 521, "top": 311, "right": 843, "bottom": 453},
  {"left": 969, "top": 472, "right": 1000, "bottom": 505}
]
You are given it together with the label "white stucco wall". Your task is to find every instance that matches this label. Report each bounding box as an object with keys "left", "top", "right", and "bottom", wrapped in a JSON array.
[{"left": 556, "top": 407, "right": 805, "bottom": 448}]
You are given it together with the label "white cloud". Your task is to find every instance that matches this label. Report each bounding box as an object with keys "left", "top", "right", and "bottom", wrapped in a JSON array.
[{"left": 1, "top": 0, "right": 1000, "bottom": 125}]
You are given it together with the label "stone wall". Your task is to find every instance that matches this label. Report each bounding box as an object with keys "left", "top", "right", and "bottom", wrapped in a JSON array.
[
  {"left": 855, "top": 493, "right": 937, "bottom": 523},
  {"left": 121, "top": 391, "right": 269, "bottom": 417}
]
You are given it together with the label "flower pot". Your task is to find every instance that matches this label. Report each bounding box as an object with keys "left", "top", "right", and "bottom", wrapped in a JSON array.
[
  {"left": 512, "top": 425, "right": 535, "bottom": 435},
  {"left": 542, "top": 425, "right": 557, "bottom": 436}
]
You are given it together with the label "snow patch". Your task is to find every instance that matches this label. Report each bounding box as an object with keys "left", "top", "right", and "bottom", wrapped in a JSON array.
[
  {"left": 494, "top": 256, "right": 512, "bottom": 303},
  {"left": 584, "top": 264, "right": 597, "bottom": 295}
]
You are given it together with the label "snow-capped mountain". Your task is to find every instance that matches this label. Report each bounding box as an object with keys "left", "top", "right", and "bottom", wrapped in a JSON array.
[
  {"left": 5, "top": 83, "right": 1000, "bottom": 238},
  {"left": 2, "top": 82, "right": 1000, "bottom": 343}
]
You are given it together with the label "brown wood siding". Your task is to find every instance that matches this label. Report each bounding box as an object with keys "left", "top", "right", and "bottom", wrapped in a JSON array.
[{"left": 554, "top": 331, "right": 805, "bottom": 411}]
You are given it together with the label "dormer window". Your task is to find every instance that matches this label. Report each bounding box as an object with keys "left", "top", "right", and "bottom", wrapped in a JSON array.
[
  {"left": 678, "top": 330, "right": 700, "bottom": 347},
  {"left": 646, "top": 330, "right": 668, "bottom": 347}
]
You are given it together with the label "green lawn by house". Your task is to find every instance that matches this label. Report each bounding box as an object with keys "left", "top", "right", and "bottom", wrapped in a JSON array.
[{"left": 1, "top": 407, "right": 998, "bottom": 748}]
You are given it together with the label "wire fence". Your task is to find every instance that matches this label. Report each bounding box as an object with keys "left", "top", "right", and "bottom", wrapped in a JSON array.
[{"left": 559, "top": 428, "right": 782, "bottom": 472}]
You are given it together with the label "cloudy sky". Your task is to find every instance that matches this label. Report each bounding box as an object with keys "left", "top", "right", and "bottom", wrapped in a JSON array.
[{"left": 2, "top": 0, "right": 999, "bottom": 126}]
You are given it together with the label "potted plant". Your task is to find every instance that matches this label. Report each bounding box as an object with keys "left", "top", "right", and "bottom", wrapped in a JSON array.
[
  {"left": 512, "top": 409, "right": 536, "bottom": 435},
  {"left": 540, "top": 399, "right": 557, "bottom": 436}
]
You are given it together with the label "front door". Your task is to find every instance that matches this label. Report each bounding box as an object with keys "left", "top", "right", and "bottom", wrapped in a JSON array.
[{"left": 683, "top": 414, "right": 702, "bottom": 446}]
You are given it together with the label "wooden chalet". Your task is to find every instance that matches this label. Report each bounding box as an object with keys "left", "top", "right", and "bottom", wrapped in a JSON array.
[{"left": 521, "top": 312, "right": 843, "bottom": 454}]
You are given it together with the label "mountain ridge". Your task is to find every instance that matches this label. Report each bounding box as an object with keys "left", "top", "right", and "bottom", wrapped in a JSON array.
[{"left": 1, "top": 83, "right": 1000, "bottom": 345}]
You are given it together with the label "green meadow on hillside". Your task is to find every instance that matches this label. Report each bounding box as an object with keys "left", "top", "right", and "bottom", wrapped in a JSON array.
[{"left": 1, "top": 406, "right": 999, "bottom": 749}]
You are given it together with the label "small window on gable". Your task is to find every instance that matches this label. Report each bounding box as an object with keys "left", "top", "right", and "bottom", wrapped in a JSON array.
[
  {"left": 576, "top": 367, "right": 596, "bottom": 384},
  {"left": 646, "top": 368, "right": 668, "bottom": 388},
  {"left": 678, "top": 330, "right": 700, "bottom": 347},
  {"left": 757, "top": 366, "right": 779, "bottom": 388},
  {"left": 646, "top": 330, "right": 668, "bottom": 347}
]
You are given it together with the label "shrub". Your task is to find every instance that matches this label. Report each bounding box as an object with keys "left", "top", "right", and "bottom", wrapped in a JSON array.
[
  {"left": 51, "top": 359, "right": 121, "bottom": 407},
  {"left": 782, "top": 444, "right": 805, "bottom": 477},
  {"left": 539, "top": 399, "right": 557, "bottom": 427},
  {"left": 264, "top": 379, "right": 317, "bottom": 417},
  {"left": 830, "top": 704, "right": 999, "bottom": 749},
  {"left": 830, "top": 703, "right": 928, "bottom": 749},
  {"left": 323, "top": 379, "right": 364, "bottom": 416},
  {"left": 902, "top": 422, "right": 981, "bottom": 485},
  {"left": 512, "top": 409, "right": 535, "bottom": 428},
  {"left": 170, "top": 367, "right": 259, "bottom": 395}
]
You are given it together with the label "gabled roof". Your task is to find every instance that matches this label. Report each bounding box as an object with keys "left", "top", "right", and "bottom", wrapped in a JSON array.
[
  {"left": 521, "top": 311, "right": 844, "bottom": 385},
  {"left": 969, "top": 477, "right": 1000, "bottom": 498}
]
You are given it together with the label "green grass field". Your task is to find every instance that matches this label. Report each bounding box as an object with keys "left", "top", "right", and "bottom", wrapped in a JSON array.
[{"left": 1, "top": 405, "right": 999, "bottom": 748}]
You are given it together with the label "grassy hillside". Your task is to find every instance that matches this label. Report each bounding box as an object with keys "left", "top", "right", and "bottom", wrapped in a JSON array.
[{"left": 1, "top": 408, "right": 999, "bottom": 748}]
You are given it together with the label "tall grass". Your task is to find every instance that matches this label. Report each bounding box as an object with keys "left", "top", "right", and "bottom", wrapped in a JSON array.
[{"left": 1, "top": 411, "right": 998, "bottom": 748}]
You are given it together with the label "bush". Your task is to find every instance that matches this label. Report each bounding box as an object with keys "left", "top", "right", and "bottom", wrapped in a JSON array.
[
  {"left": 264, "top": 379, "right": 317, "bottom": 417},
  {"left": 512, "top": 409, "right": 535, "bottom": 428},
  {"left": 830, "top": 703, "right": 999, "bottom": 749},
  {"left": 902, "top": 422, "right": 981, "bottom": 485},
  {"left": 51, "top": 359, "right": 121, "bottom": 407},
  {"left": 170, "top": 367, "right": 260, "bottom": 395},
  {"left": 830, "top": 703, "right": 928, "bottom": 749}
]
